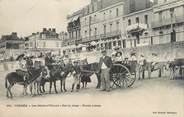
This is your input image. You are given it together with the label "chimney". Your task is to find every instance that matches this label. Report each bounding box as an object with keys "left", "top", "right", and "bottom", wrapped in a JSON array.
[
  {"left": 43, "top": 28, "right": 47, "bottom": 33},
  {"left": 52, "top": 28, "right": 56, "bottom": 33},
  {"left": 12, "top": 32, "right": 17, "bottom": 36}
]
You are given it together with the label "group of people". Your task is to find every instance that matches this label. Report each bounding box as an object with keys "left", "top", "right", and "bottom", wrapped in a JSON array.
[
  {"left": 111, "top": 50, "right": 174, "bottom": 80},
  {"left": 15, "top": 48, "right": 168, "bottom": 95},
  {"left": 14, "top": 50, "right": 114, "bottom": 93}
]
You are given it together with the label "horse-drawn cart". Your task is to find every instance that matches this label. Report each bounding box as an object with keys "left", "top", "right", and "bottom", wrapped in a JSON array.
[{"left": 80, "top": 60, "right": 137, "bottom": 88}]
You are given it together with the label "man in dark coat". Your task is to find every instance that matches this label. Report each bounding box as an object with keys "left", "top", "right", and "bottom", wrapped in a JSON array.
[
  {"left": 45, "top": 53, "right": 54, "bottom": 70},
  {"left": 99, "top": 50, "right": 113, "bottom": 92}
]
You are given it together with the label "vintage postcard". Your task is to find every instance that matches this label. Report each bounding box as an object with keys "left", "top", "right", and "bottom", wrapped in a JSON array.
[{"left": 0, "top": 0, "right": 184, "bottom": 117}]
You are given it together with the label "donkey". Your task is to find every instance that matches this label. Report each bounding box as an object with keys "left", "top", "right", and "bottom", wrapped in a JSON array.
[
  {"left": 40, "top": 64, "right": 74, "bottom": 94},
  {"left": 5, "top": 69, "right": 41, "bottom": 98}
]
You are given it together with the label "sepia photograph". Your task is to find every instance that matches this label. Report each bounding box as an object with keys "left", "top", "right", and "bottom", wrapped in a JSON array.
[{"left": 0, "top": 0, "right": 184, "bottom": 117}]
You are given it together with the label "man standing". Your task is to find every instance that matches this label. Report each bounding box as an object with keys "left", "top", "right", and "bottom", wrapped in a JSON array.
[
  {"left": 138, "top": 55, "right": 146, "bottom": 80},
  {"left": 99, "top": 50, "right": 113, "bottom": 92},
  {"left": 45, "top": 53, "right": 54, "bottom": 70},
  {"left": 71, "top": 61, "right": 81, "bottom": 92}
]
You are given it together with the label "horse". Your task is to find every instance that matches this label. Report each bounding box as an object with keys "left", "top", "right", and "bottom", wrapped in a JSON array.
[
  {"left": 138, "top": 60, "right": 169, "bottom": 80},
  {"left": 5, "top": 69, "right": 42, "bottom": 98},
  {"left": 40, "top": 63, "right": 74, "bottom": 94}
]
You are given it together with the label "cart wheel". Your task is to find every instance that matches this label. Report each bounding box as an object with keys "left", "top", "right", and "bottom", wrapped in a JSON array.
[{"left": 111, "top": 64, "right": 136, "bottom": 88}]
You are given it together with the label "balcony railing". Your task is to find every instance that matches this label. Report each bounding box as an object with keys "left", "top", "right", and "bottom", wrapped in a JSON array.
[
  {"left": 82, "top": 35, "right": 101, "bottom": 43},
  {"left": 151, "top": 15, "right": 184, "bottom": 28},
  {"left": 100, "top": 30, "right": 121, "bottom": 38},
  {"left": 82, "top": 30, "right": 121, "bottom": 43},
  {"left": 81, "top": 15, "right": 123, "bottom": 27}
]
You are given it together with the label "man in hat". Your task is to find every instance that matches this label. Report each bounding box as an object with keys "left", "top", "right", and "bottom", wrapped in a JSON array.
[
  {"left": 45, "top": 52, "right": 54, "bottom": 70},
  {"left": 71, "top": 61, "right": 81, "bottom": 92},
  {"left": 138, "top": 55, "right": 146, "bottom": 80},
  {"left": 130, "top": 53, "right": 137, "bottom": 61},
  {"left": 99, "top": 49, "right": 113, "bottom": 92}
]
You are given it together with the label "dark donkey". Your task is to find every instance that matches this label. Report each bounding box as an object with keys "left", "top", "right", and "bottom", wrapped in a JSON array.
[
  {"left": 40, "top": 63, "right": 74, "bottom": 94},
  {"left": 5, "top": 69, "right": 42, "bottom": 98}
]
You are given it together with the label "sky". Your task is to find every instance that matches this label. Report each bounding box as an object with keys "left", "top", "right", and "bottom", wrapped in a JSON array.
[{"left": 0, "top": 0, "right": 90, "bottom": 37}]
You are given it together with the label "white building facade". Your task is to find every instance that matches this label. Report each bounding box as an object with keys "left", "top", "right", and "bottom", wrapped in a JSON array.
[
  {"left": 80, "top": 0, "right": 124, "bottom": 50},
  {"left": 27, "top": 28, "right": 63, "bottom": 55},
  {"left": 65, "top": 0, "right": 184, "bottom": 59}
]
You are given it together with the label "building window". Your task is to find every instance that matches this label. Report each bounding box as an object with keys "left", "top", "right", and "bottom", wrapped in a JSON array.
[
  {"left": 113, "top": 41, "right": 116, "bottom": 46},
  {"left": 103, "top": 12, "right": 106, "bottom": 20},
  {"left": 108, "top": 42, "right": 112, "bottom": 49},
  {"left": 136, "top": 17, "right": 139, "bottom": 23},
  {"left": 171, "top": 29, "right": 176, "bottom": 43},
  {"left": 151, "top": 36, "right": 153, "bottom": 45},
  {"left": 94, "top": 28, "right": 97, "bottom": 36},
  {"left": 89, "top": 16, "right": 92, "bottom": 24},
  {"left": 104, "top": 25, "right": 106, "bottom": 35},
  {"left": 116, "top": 21, "right": 119, "bottom": 31},
  {"left": 144, "top": 15, "right": 148, "bottom": 24},
  {"left": 110, "top": 24, "right": 112, "bottom": 32},
  {"left": 159, "top": 31, "right": 164, "bottom": 43},
  {"left": 159, "top": 11, "right": 162, "bottom": 22},
  {"left": 109, "top": 10, "right": 112, "bottom": 19},
  {"left": 122, "top": 40, "right": 126, "bottom": 48},
  {"left": 118, "top": 40, "right": 121, "bottom": 46},
  {"left": 130, "top": 0, "right": 135, "bottom": 13},
  {"left": 85, "top": 31, "right": 87, "bottom": 38},
  {"left": 128, "top": 19, "right": 131, "bottom": 25},
  {"left": 170, "top": 8, "right": 174, "bottom": 19},
  {"left": 116, "top": 8, "right": 119, "bottom": 17},
  {"left": 94, "top": 15, "right": 96, "bottom": 22}
]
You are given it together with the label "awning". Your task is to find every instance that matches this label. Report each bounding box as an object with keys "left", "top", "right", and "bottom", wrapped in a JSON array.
[
  {"left": 72, "top": 16, "right": 79, "bottom": 22},
  {"left": 90, "top": 41, "right": 97, "bottom": 46},
  {"left": 67, "top": 16, "right": 79, "bottom": 23},
  {"left": 126, "top": 23, "right": 147, "bottom": 33},
  {"left": 77, "top": 44, "right": 86, "bottom": 48}
]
